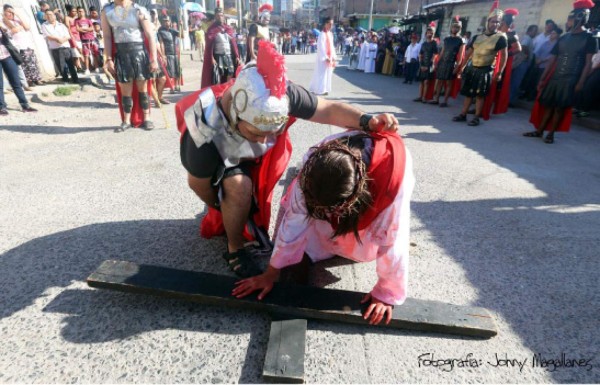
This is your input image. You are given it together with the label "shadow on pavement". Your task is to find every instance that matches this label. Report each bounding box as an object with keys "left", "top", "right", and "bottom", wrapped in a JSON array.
[{"left": 330, "top": 62, "right": 600, "bottom": 382}]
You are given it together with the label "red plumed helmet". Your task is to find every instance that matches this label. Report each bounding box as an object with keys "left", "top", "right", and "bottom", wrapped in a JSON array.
[
  {"left": 256, "top": 40, "right": 287, "bottom": 99},
  {"left": 259, "top": 3, "right": 274, "bottom": 13},
  {"left": 573, "top": 0, "right": 594, "bottom": 9},
  {"left": 504, "top": 8, "right": 519, "bottom": 16}
]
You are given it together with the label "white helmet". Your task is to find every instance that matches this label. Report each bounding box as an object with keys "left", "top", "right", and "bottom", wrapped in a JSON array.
[{"left": 229, "top": 40, "right": 290, "bottom": 132}]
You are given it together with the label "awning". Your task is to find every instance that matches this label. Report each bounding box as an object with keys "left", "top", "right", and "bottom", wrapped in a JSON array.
[
  {"left": 400, "top": 9, "right": 444, "bottom": 25},
  {"left": 423, "top": 0, "right": 470, "bottom": 10}
]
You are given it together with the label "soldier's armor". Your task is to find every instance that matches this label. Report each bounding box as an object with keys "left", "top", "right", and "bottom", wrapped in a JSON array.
[
  {"left": 105, "top": 3, "right": 146, "bottom": 43},
  {"left": 471, "top": 32, "right": 505, "bottom": 67},
  {"left": 183, "top": 88, "right": 276, "bottom": 168}
]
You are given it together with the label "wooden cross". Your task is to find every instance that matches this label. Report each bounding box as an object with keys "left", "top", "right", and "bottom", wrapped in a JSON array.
[{"left": 88, "top": 260, "right": 497, "bottom": 383}]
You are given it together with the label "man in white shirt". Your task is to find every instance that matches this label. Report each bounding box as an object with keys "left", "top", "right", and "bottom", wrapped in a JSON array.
[
  {"left": 41, "top": 9, "right": 78, "bottom": 83},
  {"left": 532, "top": 19, "right": 555, "bottom": 53},
  {"left": 403, "top": 33, "right": 420, "bottom": 84}
]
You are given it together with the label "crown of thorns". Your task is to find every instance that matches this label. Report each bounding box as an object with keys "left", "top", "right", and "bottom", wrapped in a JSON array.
[{"left": 299, "top": 140, "right": 368, "bottom": 220}]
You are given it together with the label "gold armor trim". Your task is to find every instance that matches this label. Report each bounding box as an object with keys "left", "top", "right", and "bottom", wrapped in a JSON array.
[
  {"left": 252, "top": 114, "right": 289, "bottom": 126},
  {"left": 471, "top": 32, "right": 505, "bottom": 67},
  {"left": 256, "top": 25, "right": 270, "bottom": 40}
]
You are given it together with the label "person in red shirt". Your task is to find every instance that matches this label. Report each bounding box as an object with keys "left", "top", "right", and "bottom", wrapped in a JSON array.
[{"left": 75, "top": 6, "right": 99, "bottom": 75}]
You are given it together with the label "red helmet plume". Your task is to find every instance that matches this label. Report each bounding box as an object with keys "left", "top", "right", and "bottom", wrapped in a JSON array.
[
  {"left": 259, "top": 4, "right": 273, "bottom": 13},
  {"left": 256, "top": 40, "right": 287, "bottom": 99}
]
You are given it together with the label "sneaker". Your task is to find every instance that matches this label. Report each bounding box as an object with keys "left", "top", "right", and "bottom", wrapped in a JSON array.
[
  {"left": 0, "top": 108, "right": 8, "bottom": 116},
  {"left": 95, "top": 68, "right": 100, "bottom": 73},
  {"left": 84, "top": 69, "right": 91, "bottom": 76}
]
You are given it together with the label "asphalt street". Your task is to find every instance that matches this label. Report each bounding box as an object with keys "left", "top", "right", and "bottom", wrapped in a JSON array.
[{"left": 1, "top": 51, "right": 599, "bottom": 383}]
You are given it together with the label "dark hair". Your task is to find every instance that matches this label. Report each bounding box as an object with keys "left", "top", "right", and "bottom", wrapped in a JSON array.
[
  {"left": 545, "top": 19, "right": 555, "bottom": 26},
  {"left": 554, "top": 27, "right": 563, "bottom": 35},
  {"left": 526, "top": 24, "right": 538, "bottom": 33},
  {"left": 89, "top": 6, "right": 96, "bottom": 12},
  {"left": 3, "top": 4, "right": 13, "bottom": 11},
  {"left": 65, "top": 4, "right": 74, "bottom": 12},
  {"left": 39, "top": 1, "right": 48, "bottom": 6},
  {"left": 300, "top": 135, "right": 372, "bottom": 242},
  {"left": 76, "top": 6, "right": 84, "bottom": 11}
]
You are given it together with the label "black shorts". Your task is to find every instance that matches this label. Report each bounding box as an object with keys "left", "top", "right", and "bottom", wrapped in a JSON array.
[{"left": 180, "top": 130, "right": 253, "bottom": 185}]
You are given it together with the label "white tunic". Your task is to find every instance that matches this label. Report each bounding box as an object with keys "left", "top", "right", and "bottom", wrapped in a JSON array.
[
  {"left": 357, "top": 41, "right": 368, "bottom": 70},
  {"left": 309, "top": 30, "right": 336, "bottom": 95},
  {"left": 364, "top": 42, "right": 378, "bottom": 73}
]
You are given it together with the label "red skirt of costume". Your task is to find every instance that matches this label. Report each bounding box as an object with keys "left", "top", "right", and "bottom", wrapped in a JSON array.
[{"left": 175, "top": 82, "right": 294, "bottom": 239}]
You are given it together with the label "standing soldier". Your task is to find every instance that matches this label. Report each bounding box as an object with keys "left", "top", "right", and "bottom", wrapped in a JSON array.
[
  {"left": 525, "top": 0, "right": 598, "bottom": 144},
  {"left": 246, "top": 4, "right": 272, "bottom": 63},
  {"left": 482, "top": 8, "right": 521, "bottom": 118},
  {"left": 452, "top": 2, "right": 507, "bottom": 126},
  {"left": 201, "top": 7, "right": 240, "bottom": 88},
  {"left": 157, "top": 15, "right": 180, "bottom": 91},
  {"left": 414, "top": 23, "right": 438, "bottom": 103},
  {"left": 431, "top": 16, "right": 465, "bottom": 107},
  {"left": 101, "top": 0, "right": 158, "bottom": 131}
]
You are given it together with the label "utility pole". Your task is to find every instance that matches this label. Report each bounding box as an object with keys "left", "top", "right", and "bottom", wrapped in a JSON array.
[
  {"left": 404, "top": 0, "right": 410, "bottom": 16},
  {"left": 368, "top": 0, "right": 374, "bottom": 31},
  {"left": 237, "top": 0, "right": 243, "bottom": 30}
]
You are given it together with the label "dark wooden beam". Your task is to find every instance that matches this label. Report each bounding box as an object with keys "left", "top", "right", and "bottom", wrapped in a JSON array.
[
  {"left": 87, "top": 260, "right": 497, "bottom": 338},
  {"left": 263, "top": 319, "right": 306, "bottom": 384}
]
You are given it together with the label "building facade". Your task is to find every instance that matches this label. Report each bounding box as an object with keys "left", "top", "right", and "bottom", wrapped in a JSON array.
[{"left": 424, "top": 0, "right": 600, "bottom": 40}]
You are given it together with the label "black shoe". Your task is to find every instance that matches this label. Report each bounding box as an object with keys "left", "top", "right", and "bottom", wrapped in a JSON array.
[
  {"left": 0, "top": 108, "right": 8, "bottom": 116},
  {"left": 452, "top": 114, "right": 467, "bottom": 122},
  {"left": 523, "top": 131, "right": 543, "bottom": 137},
  {"left": 140, "top": 120, "right": 154, "bottom": 131},
  {"left": 467, "top": 117, "right": 481, "bottom": 126},
  {"left": 22, "top": 105, "right": 38, "bottom": 112},
  {"left": 114, "top": 122, "right": 131, "bottom": 133}
]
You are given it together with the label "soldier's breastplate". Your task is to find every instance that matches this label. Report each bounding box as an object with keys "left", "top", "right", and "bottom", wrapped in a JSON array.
[
  {"left": 256, "top": 25, "right": 269, "bottom": 40},
  {"left": 472, "top": 33, "right": 502, "bottom": 67},
  {"left": 555, "top": 34, "right": 587, "bottom": 79},
  {"left": 214, "top": 32, "right": 231, "bottom": 55},
  {"left": 106, "top": 4, "right": 144, "bottom": 43}
]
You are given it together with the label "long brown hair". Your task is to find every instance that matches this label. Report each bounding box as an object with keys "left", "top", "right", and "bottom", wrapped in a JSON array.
[{"left": 299, "top": 134, "right": 372, "bottom": 242}]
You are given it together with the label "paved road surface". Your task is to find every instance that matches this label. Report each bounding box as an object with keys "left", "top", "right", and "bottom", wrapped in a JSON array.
[{"left": 1, "top": 52, "right": 599, "bottom": 383}]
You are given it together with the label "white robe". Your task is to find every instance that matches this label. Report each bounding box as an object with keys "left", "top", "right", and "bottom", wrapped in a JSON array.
[
  {"left": 270, "top": 132, "right": 415, "bottom": 306},
  {"left": 357, "top": 42, "right": 368, "bottom": 71},
  {"left": 309, "top": 30, "right": 336, "bottom": 95},
  {"left": 364, "top": 42, "right": 378, "bottom": 73}
]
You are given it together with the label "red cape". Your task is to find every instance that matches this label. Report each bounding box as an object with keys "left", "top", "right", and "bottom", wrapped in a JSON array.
[
  {"left": 492, "top": 55, "right": 513, "bottom": 114},
  {"left": 450, "top": 48, "right": 464, "bottom": 99},
  {"left": 329, "top": 132, "right": 406, "bottom": 231},
  {"left": 424, "top": 55, "right": 439, "bottom": 101},
  {"left": 481, "top": 52, "right": 503, "bottom": 121},
  {"left": 529, "top": 62, "right": 572, "bottom": 132},
  {"left": 175, "top": 82, "right": 294, "bottom": 239},
  {"left": 201, "top": 23, "right": 240, "bottom": 89}
]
